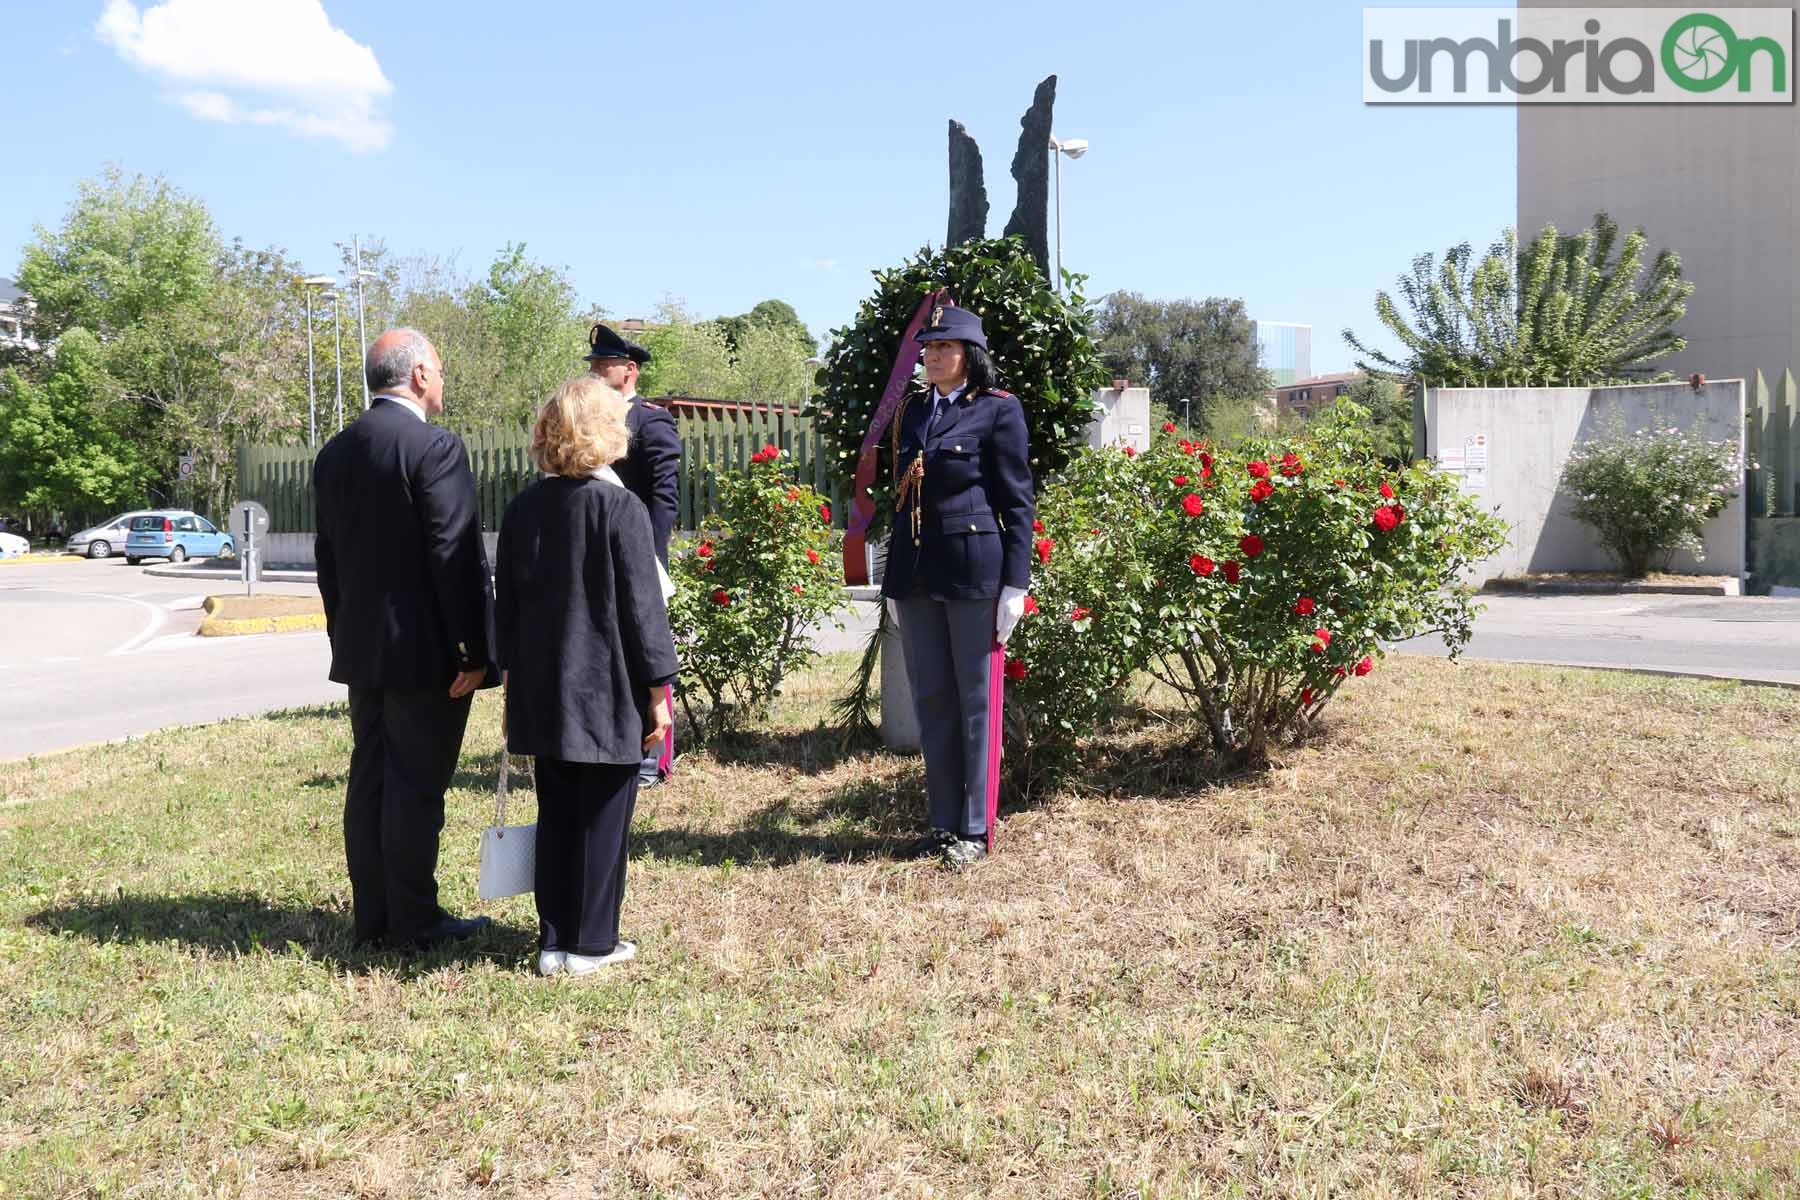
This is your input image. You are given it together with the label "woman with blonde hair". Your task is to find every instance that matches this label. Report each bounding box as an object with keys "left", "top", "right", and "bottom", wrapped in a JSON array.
[{"left": 495, "top": 376, "right": 677, "bottom": 976}]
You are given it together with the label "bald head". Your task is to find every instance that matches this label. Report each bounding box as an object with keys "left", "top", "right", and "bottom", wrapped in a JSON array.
[{"left": 365, "top": 328, "right": 444, "bottom": 415}]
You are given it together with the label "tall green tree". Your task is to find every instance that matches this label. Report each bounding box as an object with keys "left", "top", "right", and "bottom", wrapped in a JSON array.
[
  {"left": 0, "top": 328, "right": 150, "bottom": 516},
  {"left": 1093, "top": 292, "right": 1268, "bottom": 427},
  {"left": 1344, "top": 213, "right": 1692, "bottom": 387},
  {"left": 17, "top": 166, "right": 220, "bottom": 339}
]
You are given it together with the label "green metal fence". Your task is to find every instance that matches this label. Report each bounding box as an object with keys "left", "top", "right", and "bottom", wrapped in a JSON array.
[
  {"left": 1748, "top": 370, "right": 1799, "bottom": 517},
  {"left": 236, "top": 404, "right": 848, "bottom": 534}
]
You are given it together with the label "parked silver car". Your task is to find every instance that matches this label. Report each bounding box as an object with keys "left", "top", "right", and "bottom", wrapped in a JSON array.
[{"left": 65, "top": 511, "right": 153, "bottom": 560}]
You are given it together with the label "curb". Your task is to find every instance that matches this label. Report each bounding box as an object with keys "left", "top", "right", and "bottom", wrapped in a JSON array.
[
  {"left": 0, "top": 554, "right": 81, "bottom": 566},
  {"left": 197, "top": 612, "right": 328, "bottom": 637},
  {"left": 142, "top": 562, "right": 317, "bottom": 583},
  {"left": 1482, "top": 579, "right": 1740, "bottom": 597}
]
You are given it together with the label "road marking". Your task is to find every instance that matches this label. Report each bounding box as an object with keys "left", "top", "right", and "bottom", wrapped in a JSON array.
[{"left": 10, "top": 586, "right": 171, "bottom": 656}]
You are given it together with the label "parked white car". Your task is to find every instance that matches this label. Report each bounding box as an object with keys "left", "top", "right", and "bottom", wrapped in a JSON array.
[{"left": 0, "top": 531, "right": 27, "bottom": 559}]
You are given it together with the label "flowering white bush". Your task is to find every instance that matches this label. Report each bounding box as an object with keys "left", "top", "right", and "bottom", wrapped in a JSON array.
[{"left": 1560, "top": 423, "right": 1746, "bottom": 577}]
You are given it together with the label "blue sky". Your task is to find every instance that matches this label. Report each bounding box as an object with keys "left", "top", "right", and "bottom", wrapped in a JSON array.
[{"left": 0, "top": 1, "right": 1515, "bottom": 374}]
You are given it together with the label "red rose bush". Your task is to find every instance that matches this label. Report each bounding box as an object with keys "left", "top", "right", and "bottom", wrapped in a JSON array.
[
  {"left": 1002, "top": 404, "right": 1506, "bottom": 773},
  {"left": 668, "top": 445, "right": 843, "bottom": 731}
]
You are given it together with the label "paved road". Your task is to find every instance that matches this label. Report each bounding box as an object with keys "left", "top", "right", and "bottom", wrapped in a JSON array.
[
  {"left": 0, "top": 557, "right": 337, "bottom": 761},
  {"left": 1398, "top": 592, "right": 1800, "bottom": 686},
  {"left": 5, "top": 557, "right": 1796, "bottom": 762}
]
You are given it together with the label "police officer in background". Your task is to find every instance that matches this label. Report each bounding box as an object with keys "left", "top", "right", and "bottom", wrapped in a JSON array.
[
  {"left": 584, "top": 323, "right": 681, "bottom": 786},
  {"left": 881, "top": 304, "right": 1034, "bottom": 867}
]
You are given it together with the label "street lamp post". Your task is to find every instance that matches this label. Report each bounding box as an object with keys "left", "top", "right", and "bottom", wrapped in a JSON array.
[
  {"left": 300, "top": 275, "right": 335, "bottom": 446},
  {"left": 329, "top": 291, "right": 345, "bottom": 431},
  {"left": 353, "top": 235, "right": 372, "bottom": 411},
  {"left": 1047, "top": 136, "right": 1088, "bottom": 293}
]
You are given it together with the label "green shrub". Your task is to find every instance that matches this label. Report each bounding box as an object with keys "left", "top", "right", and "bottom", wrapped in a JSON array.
[
  {"left": 1002, "top": 405, "right": 1508, "bottom": 774},
  {"left": 667, "top": 445, "right": 842, "bottom": 731},
  {"left": 1560, "top": 422, "right": 1744, "bottom": 577}
]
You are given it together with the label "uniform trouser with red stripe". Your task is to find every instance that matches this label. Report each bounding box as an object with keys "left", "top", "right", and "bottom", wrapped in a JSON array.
[{"left": 894, "top": 593, "right": 1003, "bottom": 845}]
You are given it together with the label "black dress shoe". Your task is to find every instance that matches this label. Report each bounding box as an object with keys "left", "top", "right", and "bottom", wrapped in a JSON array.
[
  {"left": 903, "top": 828, "right": 956, "bottom": 859},
  {"left": 409, "top": 914, "right": 492, "bottom": 951}
]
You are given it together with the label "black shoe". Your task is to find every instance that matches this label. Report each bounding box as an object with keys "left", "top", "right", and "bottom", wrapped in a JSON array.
[
  {"left": 903, "top": 828, "right": 956, "bottom": 859},
  {"left": 942, "top": 836, "right": 988, "bottom": 869},
  {"left": 409, "top": 914, "right": 492, "bottom": 952},
  {"left": 637, "top": 773, "right": 664, "bottom": 790}
]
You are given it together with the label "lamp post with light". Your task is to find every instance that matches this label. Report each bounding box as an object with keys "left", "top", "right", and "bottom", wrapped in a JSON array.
[
  {"left": 300, "top": 275, "right": 335, "bottom": 446},
  {"left": 1048, "top": 136, "right": 1088, "bottom": 293}
]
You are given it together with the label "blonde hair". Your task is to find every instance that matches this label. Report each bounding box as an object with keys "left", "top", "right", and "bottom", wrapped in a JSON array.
[{"left": 531, "top": 376, "right": 631, "bottom": 476}]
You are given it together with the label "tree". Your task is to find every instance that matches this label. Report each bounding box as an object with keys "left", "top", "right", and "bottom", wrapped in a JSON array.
[
  {"left": 1093, "top": 293, "right": 1268, "bottom": 427},
  {"left": 637, "top": 301, "right": 740, "bottom": 400},
  {"left": 472, "top": 242, "right": 588, "bottom": 415},
  {"left": 1344, "top": 213, "right": 1692, "bottom": 387},
  {"left": 710, "top": 298, "right": 815, "bottom": 359},
  {"left": 810, "top": 236, "right": 1107, "bottom": 529},
  {"left": 17, "top": 166, "right": 220, "bottom": 339},
  {"left": 1340, "top": 373, "right": 1415, "bottom": 464},
  {"left": 0, "top": 328, "right": 151, "bottom": 516}
]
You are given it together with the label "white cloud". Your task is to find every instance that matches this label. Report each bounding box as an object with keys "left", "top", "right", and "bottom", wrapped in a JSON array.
[{"left": 97, "top": 0, "right": 393, "bottom": 152}]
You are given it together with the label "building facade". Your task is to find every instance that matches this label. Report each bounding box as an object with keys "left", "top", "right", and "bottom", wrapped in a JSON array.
[
  {"left": 1274, "top": 372, "right": 1360, "bottom": 422},
  {"left": 1251, "top": 320, "right": 1312, "bottom": 388},
  {"left": 0, "top": 277, "right": 35, "bottom": 351}
]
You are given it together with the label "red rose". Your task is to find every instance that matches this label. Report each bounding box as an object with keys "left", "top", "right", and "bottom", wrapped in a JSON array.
[
  {"left": 1249, "top": 479, "right": 1274, "bottom": 503},
  {"left": 1173, "top": 474, "right": 1188, "bottom": 486},
  {"left": 712, "top": 589, "right": 730, "bottom": 606},
  {"left": 1334, "top": 666, "right": 1348, "bottom": 679},
  {"left": 1022, "top": 595, "right": 1039, "bottom": 616},
  {"left": 1247, "top": 460, "right": 1271, "bottom": 479},
  {"left": 1311, "top": 627, "right": 1333, "bottom": 654},
  {"left": 1354, "top": 656, "right": 1374, "bottom": 677},
  {"left": 1300, "top": 687, "right": 1314, "bottom": 706},
  {"left": 1223, "top": 561, "right": 1241, "bottom": 583},
  {"left": 1293, "top": 596, "right": 1315, "bottom": 616},
  {"left": 1372, "top": 505, "right": 1400, "bottom": 532},
  {"left": 1379, "top": 480, "right": 1395, "bottom": 499},
  {"left": 806, "top": 548, "right": 820, "bottom": 564},
  {"left": 1032, "top": 519, "right": 1045, "bottom": 534},
  {"left": 1122, "top": 445, "right": 1137, "bottom": 458},
  {"left": 1190, "top": 554, "right": 1215, "bottom": 576},
  {"left": 1393, "top": 503, "right": 1406, "bottom": 524},
  {"left": 1035, "top": 537, "right": 1055, "bottom": 564},
  {"left": 1162, "top": 420, "right": 1177, "bottom": 433},
  {"left": 786, "top": 487, "right": 800, "bottom": 501},
  {"left": 1199, "top": 452, "right": 1214, "bottom": 472},
  {"left": 1279, "top": 452, "right": 1304, "bottom": 477},
  {"left": 1004, "top": 657, "right": 1028, "bottom": 681},
  {"left": 1182, "top": 493, "right": 1204, "bottom": 517},
  {"left": 704, "top": 560, "right": 716, "bottom": 572},
  {"left": 696, "top": 541, "right": 714, "bottom": 558},
  {"left": 1334, "top": 478, "right": 1347, "bottom": 488},
  {"left": 1239, "top": 534, "right": 1264, "bottom": 558},
  {"left": 819, "top": 503, "right": 831, "bottom": 524},
  {"left": 792, "top": 584, "right": 803, "bottom": 594},
  {"left": 1071, "top": 606, "right": 1091, "bottom": 621}
]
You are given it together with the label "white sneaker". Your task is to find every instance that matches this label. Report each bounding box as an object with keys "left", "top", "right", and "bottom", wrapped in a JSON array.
[
  {"left": 563, "top": 942, "right": 637, "bottom": 975},
  {"left": 536, "top": 951, "right": 567, "bottom": 977}
]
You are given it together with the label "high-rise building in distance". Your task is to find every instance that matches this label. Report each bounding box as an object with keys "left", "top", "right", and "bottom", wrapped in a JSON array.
[{"left": 1251, "top": 320, "right": 1311, "bottom": 389}]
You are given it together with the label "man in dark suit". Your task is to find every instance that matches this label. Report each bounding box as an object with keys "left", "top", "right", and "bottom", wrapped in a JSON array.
[
  {"left": 584, "top": 323, "right": 680, "bottom": 785},
  {"left": 313, "top": 328, "right": 495, "bottom": 951}
]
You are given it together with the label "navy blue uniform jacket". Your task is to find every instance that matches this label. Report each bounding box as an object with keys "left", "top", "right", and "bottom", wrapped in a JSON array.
[
  {"left": 880, "top": 385, "right": 1035, "bottom": 601},
  {"left": 615, "top": 398, "right": 681, "bottom": 566},
  {"left": 495, "top": 476, "right": 679, "bottom": 765},
  {"left": 313, "top": 399, "right": 494, "bottom": 688}
]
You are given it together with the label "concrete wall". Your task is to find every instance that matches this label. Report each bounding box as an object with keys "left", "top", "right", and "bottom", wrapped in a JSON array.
[
  {"left": 1085, "top": 387, "right": 1151, "bottom": 452},
  {"left": 1517, "top": 0, "right": 1800, "bottom": 386},
  {"left": 257, "top": 531, "right": 500, "bottom": 570},
  {"left": 1426, "top": 381, "right": 1747, "bottom": 580}
]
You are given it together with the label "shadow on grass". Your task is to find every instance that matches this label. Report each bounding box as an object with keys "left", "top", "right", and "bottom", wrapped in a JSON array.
[
  {"left": 27, "top": 891, "right": 535, "bottom": 975},
  {"left": 260, "top": 703, "right": 348, "bottom": 723},
  {"left": 699, "top": 721, "right": 887, "bottom": 774},
  {"left": 633, "top": 775, "right": 913, "bottom": 867}
]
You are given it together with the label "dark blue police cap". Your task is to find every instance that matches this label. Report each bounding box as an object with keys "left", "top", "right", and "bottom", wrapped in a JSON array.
[
  {"left": 584, "top": 323, "right": 651, "bottom": 364},
  {"left": 914, "top": 302, "right": 987, "bottom": 351}
]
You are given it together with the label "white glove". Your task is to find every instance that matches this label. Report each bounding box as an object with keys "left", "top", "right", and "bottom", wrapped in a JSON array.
[{"left": 995, "top": 585, "right": 1028, "bottom": 645}]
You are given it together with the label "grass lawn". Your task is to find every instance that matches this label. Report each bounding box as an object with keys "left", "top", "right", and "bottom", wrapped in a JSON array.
[{"left": 2, "top": 655, "right": 1797, "bottom": 1198}]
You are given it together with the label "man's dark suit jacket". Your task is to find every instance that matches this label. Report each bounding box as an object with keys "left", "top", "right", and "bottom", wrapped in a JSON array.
[
  {"left": 615, "top": 397, "right": 681, "bottom": 566},
  {"left": 495, "top": 476, "right": 679, "bottom": 765},
  {"left": 313, "top": 398, "right": 493, "bottom": 688}
]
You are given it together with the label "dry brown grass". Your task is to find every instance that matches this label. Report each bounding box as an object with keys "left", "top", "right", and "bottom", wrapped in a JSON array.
[{"left": 1, "top": 655, "right": 1797, "bottom": 1198}]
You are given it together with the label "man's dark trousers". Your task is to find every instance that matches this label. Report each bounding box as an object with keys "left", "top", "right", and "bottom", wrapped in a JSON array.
[{"left": 344, "top": 686, "right": 474, "bottom": 943}]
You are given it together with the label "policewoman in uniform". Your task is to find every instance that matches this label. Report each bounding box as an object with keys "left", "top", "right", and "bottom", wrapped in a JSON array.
[{"left": 881, "top": 304, "right": 1033, "bottom": 867}]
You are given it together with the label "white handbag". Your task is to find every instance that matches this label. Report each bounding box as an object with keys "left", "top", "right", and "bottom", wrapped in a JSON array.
[{"left": 477, "top": 751, "right": 537, "bottom": 900}]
